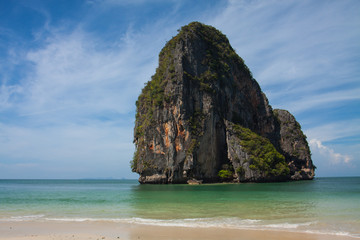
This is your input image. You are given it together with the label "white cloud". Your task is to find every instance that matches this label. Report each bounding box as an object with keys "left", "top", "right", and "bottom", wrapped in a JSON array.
[
  {"left": 0, "top": 84, "right": 23, "bottom": 110},
  {"left": 20, "top": 29, "right": 153, "bottom": 118},
  {"left": 1, "top": 19, "right": 177, "bottom": 122},
  {"left": 305, "top": 119, "right": 360, "bottom": 143},
  {"left": 0, "top": 14, "right": 181, "bottom": 178},
  {"left": 309, "top": 139, "right": 352, "bottom": 165},
  {"left": 1, "top": 0, "right": 359, "bottom": 178},
  {"left": 274, "top": 88, "right": 360, "bottom": 114}
]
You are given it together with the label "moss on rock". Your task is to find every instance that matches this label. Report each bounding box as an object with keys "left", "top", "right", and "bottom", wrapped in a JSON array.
[{"left": 231, "top": 123, "right": 290, "bottom": 177}]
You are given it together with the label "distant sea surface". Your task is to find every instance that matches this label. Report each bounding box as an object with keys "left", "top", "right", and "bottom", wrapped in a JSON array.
[{"left": 0, "top": 177, "right": 359, "bottom": 238}]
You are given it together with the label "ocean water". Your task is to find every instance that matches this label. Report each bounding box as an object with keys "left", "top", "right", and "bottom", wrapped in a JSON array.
[{"left": 0, "top": 177, "right": 359, "bottom": 238}]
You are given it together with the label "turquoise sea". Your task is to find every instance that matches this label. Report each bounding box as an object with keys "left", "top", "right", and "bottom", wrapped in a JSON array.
[{"left": 0, "top": 177, "right": 359, "bottom": 238}]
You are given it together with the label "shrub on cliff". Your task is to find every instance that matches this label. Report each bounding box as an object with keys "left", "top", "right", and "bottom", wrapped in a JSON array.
[
  {"left": 218, "top": 170, "right": 233, "bottom": 180},
  {"left": 232, "top": 124, "right": 290, "bottom": 177}
]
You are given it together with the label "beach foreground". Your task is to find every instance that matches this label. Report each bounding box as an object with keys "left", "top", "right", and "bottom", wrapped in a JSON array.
[
  {"left": 0, "top": 221, "right": 356, "bottom": 240},
  {"left": 1, "top": 179, "right": 359, "bottom": 239}
]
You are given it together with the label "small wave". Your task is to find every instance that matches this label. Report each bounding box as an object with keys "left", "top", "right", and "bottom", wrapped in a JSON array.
[
  {"left": 42, "top": 217, "right": 319, "bottom": 233},
  {"left": 1, "top": 216, "right": 358, "bottom": 238},
  {"left": 64, "top": 217, "right": 360, "bottom": 238},
  {"left": 264, "top": 222, "right": 314, "bottom": 229},
  {"left": 43, "top": 217, "right": 260, "bottom": 227},
  {"left": 0, "top": 215, "right": 45, "bottom": 222},
  {"left": 304, "top": 230, "right": 360, "bottom": 238},
  {"left": 122, "top": 217, "right": 263, "bottom": 229},
  {"left": 45, "top": 217, "right": 96, "bottom": 222}
]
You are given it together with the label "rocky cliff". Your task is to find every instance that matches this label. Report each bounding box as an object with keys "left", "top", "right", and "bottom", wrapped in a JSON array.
[{"left": 132, "top": 22, "right": 315, "bottom": 183}]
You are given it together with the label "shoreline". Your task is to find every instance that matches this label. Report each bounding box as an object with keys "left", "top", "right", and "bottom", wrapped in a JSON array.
[{"left": 0, "top": 221, "right": 357, "bottom": 240}]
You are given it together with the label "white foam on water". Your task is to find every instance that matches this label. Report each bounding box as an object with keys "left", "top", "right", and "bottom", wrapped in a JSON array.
[
  {"left": 264, "top": 222, "right": 314, "bottom": 229},
  {"left": 1, "top": 215, "right": 358, "bottom": 238},
  {"left": 304, "top": 230, "right": 360, "bottom": 238},
  {"left": 45, "top": 217, "right": 96, "bottom": 222},
  {"left": 0, "top": 215, "right": 45, "bottom": 222},
  {"left": 119, "top": 217, "right": 265, "bottom": 229}
]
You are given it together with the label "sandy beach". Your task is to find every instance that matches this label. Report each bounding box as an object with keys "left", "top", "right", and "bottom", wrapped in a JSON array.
[{"left": 0, "top": 221, "right": 357, "bottom": 240}]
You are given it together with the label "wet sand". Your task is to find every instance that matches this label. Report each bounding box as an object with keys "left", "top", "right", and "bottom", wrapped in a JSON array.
[{"left": 0, "top": 221, "right": 356, "bottom": 240}]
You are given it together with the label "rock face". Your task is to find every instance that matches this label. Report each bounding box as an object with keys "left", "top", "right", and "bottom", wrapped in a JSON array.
[
  {"left": 273, "top": 109, "right": 315, "bottom": 180},
  {"left": 132, "top": 22, "right": 315, "bottom": 183}
]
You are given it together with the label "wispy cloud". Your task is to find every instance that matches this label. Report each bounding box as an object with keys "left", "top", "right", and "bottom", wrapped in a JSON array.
[
  {"left": 2, "top": 21, "right": 174, "bottom": 120},
  {"left": 0, "top": 0, "right": 359, "bottom": 178},
  {"left": 0, "top": 85, "right": 22, "bottom": 110},
  {"left": 22, "top": 30, "right": 151, "bottom": 117},
  {"left": 279, "top": 88, "right": 360, "bottom": 114},
  {"left": 309, "top": 139, "right": 352, "bottom": 165},
  {"left": 209, "top": 0, "right": 360, "bottom": 115},
  {"left": 0, "top": 5, "right": 184, "bottom": 178},
  {"left": 305, "top": 119, "right": 360, "bottom": 143}
]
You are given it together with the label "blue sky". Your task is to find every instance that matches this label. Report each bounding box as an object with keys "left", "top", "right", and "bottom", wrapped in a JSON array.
[{"left": 0, "top": 0, "right": 359, "bottom": 179}]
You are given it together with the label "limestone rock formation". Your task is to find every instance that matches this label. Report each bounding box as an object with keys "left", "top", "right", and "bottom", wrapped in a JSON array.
[
  {"left": 132, "top": 22, "right": 315, "bottom": 184},
  {"left": 274, "top": 109, "right": 315, "bottom": 180}
]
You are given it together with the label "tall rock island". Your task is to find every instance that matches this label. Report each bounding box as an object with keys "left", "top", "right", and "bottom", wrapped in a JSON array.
[{"left": 132, "top": 22, "right": 315, "bottom": 184}]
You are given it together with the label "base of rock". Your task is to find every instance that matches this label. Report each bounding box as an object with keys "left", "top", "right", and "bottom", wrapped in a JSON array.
[
  {"left": 139, "top": 174, "right": 167, "bottom": 184},
  {"left": 187, "top": 179, "right": 203, "bottom": 185}
]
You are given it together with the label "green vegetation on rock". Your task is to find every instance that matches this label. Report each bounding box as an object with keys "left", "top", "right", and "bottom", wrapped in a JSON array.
[
  {"left": 231, "top": 123, "right": 290, "bottom": 177},
  {"left": 188, "top": 111, "right": 205, "bottom": 136},
  {"left": 236, "top": 166, "right": 245, "bottom": 178},
  {"left": 181, "top": 22, "right": 253, "bottom": 90},
  {"left": 273, "top": 109, "right": 311, "bottom": 158},
  {"left": 187, "top": 139, "right": 199, "bottom": 156},
  {"left": 134, "top": 22, "right": 253, "bottom": 140},
  {"left": 185, "top": 111, "right": 205, "bottom": 156},
  {"left": 130, "top": 150, "right": 139, "bottom": 172},
  {"left": 218, "top": 169, "right": 233, "bottom": 179},
  {"left": 134, "top": 31, "right": 177, "bottom": 139}
]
